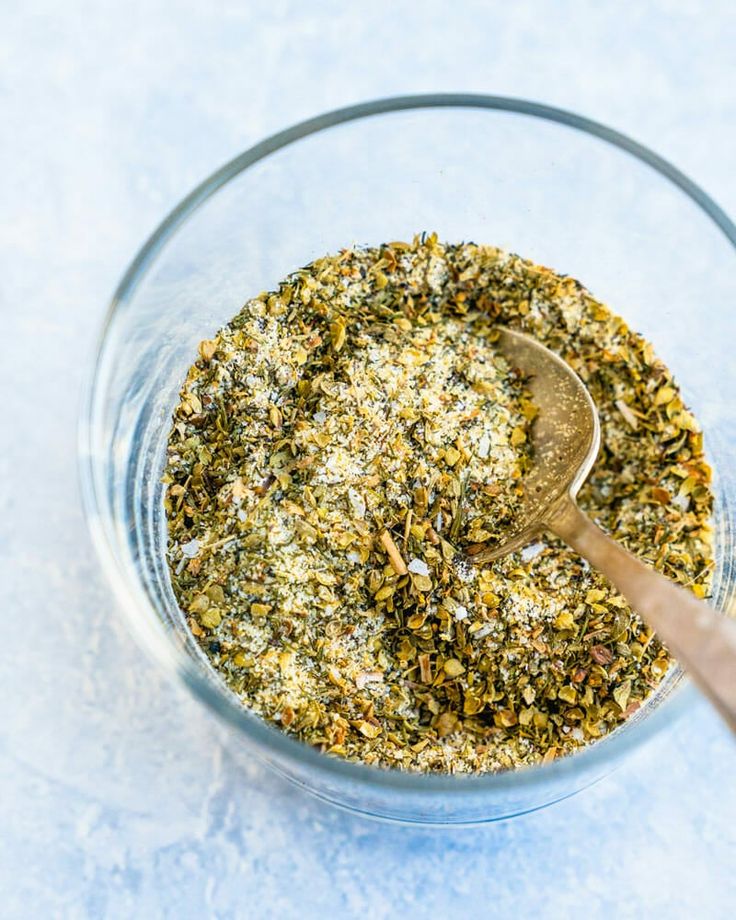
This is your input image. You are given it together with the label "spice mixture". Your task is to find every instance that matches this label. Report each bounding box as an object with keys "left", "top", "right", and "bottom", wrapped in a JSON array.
[{"left": 164, "top": 236, "right": 714, "bottom": 773}]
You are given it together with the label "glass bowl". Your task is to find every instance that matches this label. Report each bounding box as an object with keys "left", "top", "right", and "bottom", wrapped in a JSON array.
[{"left": 80, "top": 95, "right": 736, "bottom": 825}]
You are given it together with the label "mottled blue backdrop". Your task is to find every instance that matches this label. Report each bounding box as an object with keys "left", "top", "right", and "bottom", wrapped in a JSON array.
[{"left": 1, "top": 2, "right": 734, "bottom": 917}]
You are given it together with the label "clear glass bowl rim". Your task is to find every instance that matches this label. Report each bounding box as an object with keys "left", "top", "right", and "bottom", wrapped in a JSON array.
[{"left": 79, "top": 93, "right": 736, "bottom": 799}]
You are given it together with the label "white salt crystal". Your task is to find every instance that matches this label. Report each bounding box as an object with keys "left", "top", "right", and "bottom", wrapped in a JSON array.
[
  {"left": 180, "top": 538, "right": 200, "bottom": 558},
  {"left": 520, "top": 541, "right": 545, "bottom": 562},
  {"left": 408, "top": 558, "right": 430, "bottom": 576},
  {"left": 348, "top": 488, "right": 366, "bottom": 518},
  {"left": 471, "top": 624, "right": 492, "bottom": 639}
]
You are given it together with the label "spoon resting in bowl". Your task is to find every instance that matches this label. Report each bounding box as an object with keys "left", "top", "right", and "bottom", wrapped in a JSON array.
[{"left": 470, "top": 327, "right": 736, "bottom": 733}]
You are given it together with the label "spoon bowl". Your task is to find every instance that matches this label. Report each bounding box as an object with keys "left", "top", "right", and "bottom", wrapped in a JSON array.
[{"left": 472, "top": 328, "right": 601, "bottom": 561}]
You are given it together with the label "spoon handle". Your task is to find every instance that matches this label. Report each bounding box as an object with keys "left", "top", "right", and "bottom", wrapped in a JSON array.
[{"left": 548, "top": 495, "right": 736, "bottom": 734}]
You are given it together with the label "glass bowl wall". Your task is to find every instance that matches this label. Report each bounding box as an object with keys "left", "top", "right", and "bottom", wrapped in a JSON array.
[{"left": 80, "top": 96, "right": 736, "bottom": 824}]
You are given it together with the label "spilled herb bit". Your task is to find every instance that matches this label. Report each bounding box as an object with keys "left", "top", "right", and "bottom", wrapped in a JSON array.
[{"left": 164, "top": 236, "right": 713, "bottom": 773}]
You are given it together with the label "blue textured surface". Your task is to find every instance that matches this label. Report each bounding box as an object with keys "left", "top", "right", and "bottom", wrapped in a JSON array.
[{"left": 2, "top": 2, "right": 735, "bottom": 917}]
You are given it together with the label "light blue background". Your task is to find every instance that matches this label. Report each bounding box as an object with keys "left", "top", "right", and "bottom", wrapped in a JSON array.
[{"left": 2, "top": 2, "right": 735, "bottom": 917}]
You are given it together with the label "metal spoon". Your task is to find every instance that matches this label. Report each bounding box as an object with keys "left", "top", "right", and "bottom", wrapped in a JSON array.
[{"left": 471, "top": 327, "right": 736, "bottom": 732}]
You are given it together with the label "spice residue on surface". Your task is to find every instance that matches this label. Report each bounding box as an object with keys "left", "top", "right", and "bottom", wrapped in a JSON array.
[{"left": 164, "top": 235, "right": 714, "bottom": 773}]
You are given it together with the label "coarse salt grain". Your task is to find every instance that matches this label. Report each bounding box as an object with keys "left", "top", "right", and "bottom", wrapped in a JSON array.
[
  {"left": 347, "top": 488, "right": 366, "bottom": 518},
  {"left": 180, "top": 538, "right": 200, "bottom": 558},
  {"left": 407, "top": 558, "right": 430, "bottom": 576},
  {"left": 520, "top": 541, "right": 545, "bottom": 562}
]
